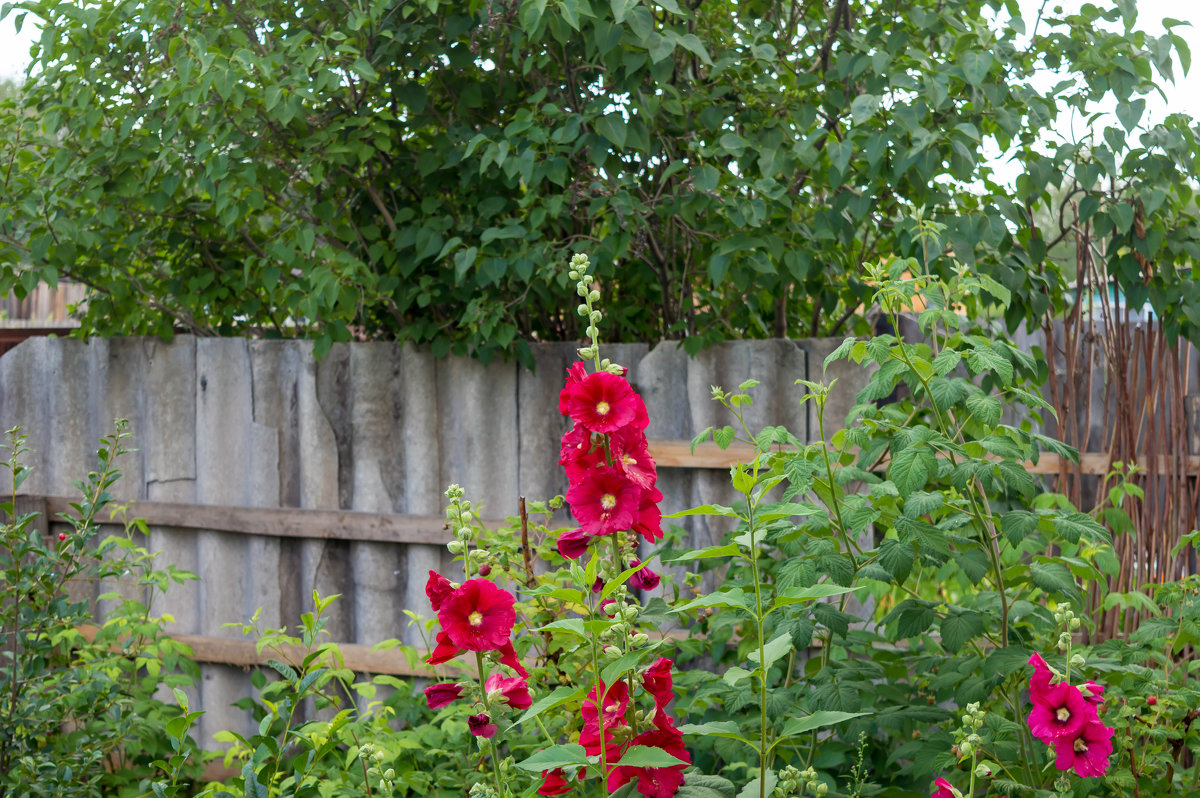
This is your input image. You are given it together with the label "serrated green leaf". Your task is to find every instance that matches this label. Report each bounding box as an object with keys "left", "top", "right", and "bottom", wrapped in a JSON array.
[
  {"left": 514, "top": 744, "right": 589, "bottom": 771},
  {"left": 772, "top": 711, "right": 870, "bottom": 749},
  {"left": 940, "top": 611, "right": 985, "bottom": 653}
]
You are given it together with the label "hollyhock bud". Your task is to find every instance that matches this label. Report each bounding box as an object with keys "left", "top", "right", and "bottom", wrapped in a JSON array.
[
  {"left": 424, "top": 682, "right": 464, "bottom": 709},
  {"left": 628, "top": 559, "right": 661, "bottom": 591},
  {"left": 468, "top": 713, "right": 497, "bottom": 738},
  {"left": 484, "top": 672, "right": 533, "bottom": 710},
  {"left": 557, "top": 528, "right": 591, "bottom": 560}
]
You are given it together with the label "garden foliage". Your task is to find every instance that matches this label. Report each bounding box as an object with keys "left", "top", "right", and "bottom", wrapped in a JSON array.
[{"left": 2, "top": 0, "right": 1199, "bottom": 359}]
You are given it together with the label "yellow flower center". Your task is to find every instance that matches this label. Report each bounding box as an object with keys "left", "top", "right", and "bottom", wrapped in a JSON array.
[
  {"left": 601, "top": 493, "right": 617, "bottom": 510},
  {"left": 1056, "top": 707, "right": 1071, "bottom": 723},
  {"left": 624, "top": 454, "right": 636, "bottom": 466},
  {"left": 469, "top": 611, "right": 484, "bottom": 627},
  {"left": 596, "top": 400, "right": 611, "bottom": 416},
  {"left": 1074, "top": 737, "right": 1088, "bottom": 753}
]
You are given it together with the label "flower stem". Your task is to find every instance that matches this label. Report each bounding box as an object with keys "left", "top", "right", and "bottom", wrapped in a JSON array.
[{"left": 475, "top": 651, "right": 505, "bottom": 798}]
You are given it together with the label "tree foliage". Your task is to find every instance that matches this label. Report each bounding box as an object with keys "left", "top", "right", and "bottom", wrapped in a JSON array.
[{"left": 0, "top": 0, "right": 1197, "bottom": 360}]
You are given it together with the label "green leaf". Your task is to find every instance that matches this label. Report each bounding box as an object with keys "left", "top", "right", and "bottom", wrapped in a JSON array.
[
  {"left": 611, "top": 0, "right": 637, "bottom": 23},
  {"left": 672, "top": 589, "right": 750, "bottom": 614},
  {"left": 1029, "top": 561, "right": 1077, "bottom": 596},
  {"left": 1116, "top": 98, "right": 1145, "bottom": 133},
  {"left": 1001, "top": 510, "right": 1040, "bottom": 546},
  {"left": 903, "top": 491, "right": 944, "bottom": 519},
  {"left": 823, "top": 337, "right": 857, "bottom": 370},
  {"left": 770, "top": 584, "right": 857, "bottom": 612},
  {"left": 939, "top": 611, "right": 984, "bottom": 653},
  {"left": 888, "top": 443, "right": 933, "bottom": 497},
  {"left": 602, "top": 558, "right": 653, "bottom": 599},
  {"left": 850, "top": 93, "right": 881, "bottom": 124},
  {"left": 738, "top": 772, "right": 777, "bottom": 798},
  {"left": 663, "top": 503, "right": 739, "bottom": 519},
  {"left": 618, "top": 745, "right": 691, "bottom": 768},
  {"left": 959, "top": 50, "right": 994, "bottom": 86},
  {"left": 932, "top": 348, "right": 961, "bottom": 376},
  {"left": 878, "top": 538, "right": 914, "bottom": 583},
  {"left": 514, "top": 744, "right": 589, "bottom": 771},
  {"left": 747, "top": 633, "right": 794, "bottom": 671},
  {"left": 595, "top": 114, "right": 627, "bottom": 148},
  {"left": 668, "top": 543, "right": 744, "bottom": 561},
  {"left": 517, "top": 685, "right": 587, "bottom": 726},
  {"left": 678, "top": 721, "right": 756, "bottom": 750},
  {"left": 772, "top": 711, "right": 870, "bottom": 748},
  {"left": 713, "top": 425, "right": 736, "bottom": 449}
]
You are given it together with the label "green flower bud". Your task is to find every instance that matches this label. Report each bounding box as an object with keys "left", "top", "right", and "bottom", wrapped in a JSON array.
[
  {"left": 815, "top": 784, "right": 827, "bottom": 796},
  {"left": 630, "top": 632, "right": 648, "bottom": 646},
  {"left": 959, "top": 742, "right": 973, "bottom": 758},
  {"left": 448, "top": 541, "right": 464, "bottom": 554},
  {"left": 974, "top": 763, "right": 992, "bottom": 778},
  {"left": 384, "top": 768, "right": 396, "bottom": 781},
  {"left": 589, "top": 289, "right": 601, "bottom": 302}
]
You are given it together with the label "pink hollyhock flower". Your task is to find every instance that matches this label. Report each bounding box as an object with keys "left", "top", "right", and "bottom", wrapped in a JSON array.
[
  {"left": 424, "top": 682, "right": 464, "bottom": 709},
  {"left": 609, "top": 426, "right": 657, "bottom": 490},
  {"left": 608, "top": 716, "right": 691, "bottom": 797},
  {"left": 426, "top": 630, "right": 462, "bottom": 665},
  {"left": 438, "top": 579, "right": 517, "bottom": 652},
  {"left": 1028, "top": 683, "right": 1095, "bottom": 744},
  {"left": 629, "top": 559, "right": 661, "bottom": 591},
  {"left": 1081, "top": 681, "right": 1106, "bottom": 706},
  {"left": 633, "top": 487, "right": 664, "bottom": 543},
  {"left": 642, "top": 657, "right": 674, "bottom": 710},
  {"left": 1028, "top": 652, "right": 1054, "bottom": 699},
  {"left": 580, "top": 679, "right": 630, "bottom": 755},
  {"left": 558, "top": 362, "right": 588, "bottom": 415},
  {"left": 485, "top": 672, "right": 533, "bottom": 711},
  {"left": 426, "top": 570, "right": 455, "bottom": 611},
  {"left": 498, "top": 639, "right": 528, "bottom": 678},
  {"left": 566, "top": 466, "right": 640, "bottom": 536},
  {"left": 537, "top": 768, "right": 572, "bottom": 796},
  {"left": 1054, "top": 717, "right": 1114, "bottom": 777},
  {"left": 564, "top": 372, "right": 646, "bottom": 434},
  {"left": 931, "top": 777, "right": 957, "bottom": 798},
  {"left": 557, "top": 527, "right": 592, "bottom": 560},
  {"left": 468, "top": 713, "right": 497, "bottom": 738}
]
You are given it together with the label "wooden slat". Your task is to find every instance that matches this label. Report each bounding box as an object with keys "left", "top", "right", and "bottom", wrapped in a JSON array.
[{"left": 39, "top": 495, "right": 453, "bottom": 545}]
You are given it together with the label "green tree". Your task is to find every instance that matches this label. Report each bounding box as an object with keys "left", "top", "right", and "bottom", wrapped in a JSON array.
[{"left": 0, "top": 0, "right": 1196, "bottom": 360}]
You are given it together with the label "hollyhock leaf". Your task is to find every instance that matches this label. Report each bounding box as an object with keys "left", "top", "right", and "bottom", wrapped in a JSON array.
[
  {"left": 672, "top": 589, "right": 751, "bottom": 614},
  {"left": 748, "top": 633, "right": 794, "bottom": 672},
  {"left": 517, "top": 685, "right": 588, "bottom": 726},
  {"left": 738, "top": 772, "right": 778, "bottom": 798},
  {"left": 614, "top": 745, "right": 690, "bottom": 768},
  {"left": 773, "top": 711, "right": 871, "bottom": 748},
  {"left": 669, "top": 543, "right": 744, "bottom": 561},
  {"left": 602, "top": 559, "right": 655, "bottom": 600},
  {"left": 602, "top": 649, "right": 650, "bottom": 685},
  {"left": 755, "top": 502, "right": 823, "bottom": 522},
  {"left": 537, "top": 618, "right": 588, "bottom": 637},
  {"left": 676, "top": 774, "right": 738, "bottom": 798},
  {"left": 515, "top": 744, "right": 590, "bottom": 771},
  {"left": 679, "top": 722, "right": 758, "bottom": 751},
  {"left": 770, "top": 584, "right": 858, "bottom": 613},
  {"left": 722, "top": 666, "right": 753, "bottom": 686},
  {"left": 664, "top": 503, "right": 740, "bottom": 519}
]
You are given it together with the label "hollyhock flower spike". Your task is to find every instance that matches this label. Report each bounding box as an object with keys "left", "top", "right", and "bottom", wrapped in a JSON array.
[
  {"left": 608, "top": 719, "right": 690, "bottom": 797},
  {"left": 438, "top": 578, "right": 517, "bottom": 651},
  {"left": 564, "top": 371, "right": 645, "bottom": 433},
  {"left": 423, "top": 682, "right": 464, "bottom": 709},
  {"left": 426, "top": 570, "right": 454, "bottom": 611},
  {"left": 1054, "top": 717, "right": 1114, "bottom": 777},
  {"left": 580, "top": 679, "right": 630, "bottom": 755},
  {"left": 485, "top": 672, "right": 533, "bottom": 711},
  {"left": 566, "top": 466, "right": 641, "bottom": 536},
  {"left": 537, "top": 768, "right": 572, "bottom": 796},
  {"left": 628, "top": 559, "right": 661, "bottom": 591},
  {"left": 468, "top": 713, "right": 497, "bottom": 739},
  {"left": 1028, "top": 682, "right": 1094, "bottom": 744}
]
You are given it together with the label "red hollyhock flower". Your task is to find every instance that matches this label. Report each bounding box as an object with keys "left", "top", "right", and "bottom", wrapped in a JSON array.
[
  {"left": 629, "top": 559, "right": 661, "bottom": 591},
  {"left": 580, "top": 679, "right": 630, "bottom": 755},
  {"left": 468, "top": 713, "right": 497, "bottom": 738},
  {"left": 641, "top": 657, "right": 674, "bottom": 710},
  {"left": 426, "top": 631, "right": 462, "bottom": 665},
  {"left": 1028, "top": 652, "right": 1054, "bottom": 700},
  {"left": 438, "top": 579, "right": 516, "bottom": 651},
  {"left": 1081, "top": 680, "right": 1106, "bottom": 706},
  {"left": 633, "top": 487, "right": 664, "bottom": 543},
  {"left": 566, "top": 466, "right": 640, "bottom": 536},
  {"left": 560, "top": 424, "right": 601, "bottom": 482},
  {"left": 609, "top": 426, "right": 657, "bottom": 490},
  {"left": 1028, "top": 683, "right": 1095, "bottom": 744},
  {"left": 424, "top": 682, "right": 464, "bottom": 709},
  {"left": 607, "top": 716, "right": 690, "bottom": 797},
  {"left": 557, "top": 528, "right": 592, "bottom": 560},
  {"left": 485, "top": 672, "right": 533, "bottom": 710},
  {"left": 931, "top": 777, "right": 957, "bottom": 798},
  {"left": 1053, "top": 717, "right": 1114, "bottom": 777},
  {"left": 426, "top": 570, "right": 455, "bottom": 611},
  {"left": 558, "top": 362, "right": 588, "bottom": 415},
  {"left": 498, "top": 639, "right": 529, "bottom": 678},
  {"left": 565, "top": 372, "right": 645, "bottom": 434},
  {"left": 537, "top": 768, "right": 572, "bottom": 796}
]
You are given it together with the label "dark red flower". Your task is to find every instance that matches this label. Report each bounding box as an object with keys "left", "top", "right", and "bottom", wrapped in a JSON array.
[
  {"left": 608, "top": 717, "right": 690, "bottom": 797},
  {"left": 498, "top": 639, "right": 529, "bottom": 678},
  {"left": 426, "top": 631, "right": 462, "bottom": 665},
  {"left": 468, "top": 713, "right": 497, "bottom": 738},
  {"left": 564, "top": 372, "right": 645, "bottom": 434},
  {"left": 426, "top": 570, "right": 455, "bottom": 611},
  {"left": 1053, "top": 717, "right": 1114, "bottom": 777},
  {"left": 560, "top": 424, "right": 601, "bottom": 482},
  {"left": 485, "top": 672, "right": 533, "bottom": 711},
  {"left": 609, "top": 426, "right": 657, "bottom": 490},
  {"left": 438, "top": 579, "right": 516, "bottom": 652},
  {"left": 641, "top": 657, "right": 674, "bottom": 710},
  {"left": 566, "top": 466, "right": 640, "bottom": 536},
  {"left": 629, "top": 559, "right": 661, "bottom": 591},
  {"left": 1028, "top": 683, "right": 1095, "bottom": 744},
  {"left": 538, "top": 768, "right": 572, "bottom": 796},
  {"left": 424, "top": 682, "right": 464, "bottom": 709},
  {"left": 580, "top": 679, "right": 630, "bottom": 756},
  {"left": 558, "top": 362, "right": 588, "bottom": 415},
  {"left": 557, "top": 528, "right": 592, "bottom": 560},
  {"left": 633, "top": 487, "right": 664, "bottom": 543}
]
